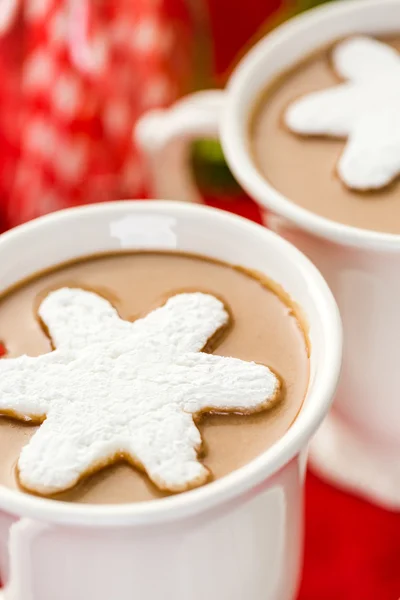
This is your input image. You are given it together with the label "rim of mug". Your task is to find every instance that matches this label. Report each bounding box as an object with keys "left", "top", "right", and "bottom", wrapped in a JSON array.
[
  {"left": 0, "top": 201, "right": 342, "bottom": 527},
  {"left": 222, "top": 0, "right": 400, "bottom": 252}
]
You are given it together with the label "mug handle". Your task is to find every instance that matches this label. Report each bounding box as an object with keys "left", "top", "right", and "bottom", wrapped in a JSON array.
[{"left": 135, "top": 90, "right": 226, "bottom": 203}]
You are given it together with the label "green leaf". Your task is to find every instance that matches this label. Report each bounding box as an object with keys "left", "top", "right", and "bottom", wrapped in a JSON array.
[{"left": 190, "top": 139, "right": 243, "bottom": 195}]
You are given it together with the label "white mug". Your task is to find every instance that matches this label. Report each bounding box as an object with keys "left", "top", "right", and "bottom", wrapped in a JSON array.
[
  {"left": 0, "top": 201, "right": 341, "bottom": 600},
  {"left": 135, "top": 0, "right": 400, "bottom": 510}
]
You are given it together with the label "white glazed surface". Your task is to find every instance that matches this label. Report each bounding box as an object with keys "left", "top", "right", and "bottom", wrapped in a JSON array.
[
  {"left": 223, "top": 0, "right": 400, "bottom": 508},
  {"left": 0, "top": 202, "right": 341, "bottom": 600},
  {"left": 268, "top": 215, "right": 400, "bottom": 508},
  {"left": 135, "top": 0, "right": 400, "bottom": 508}
]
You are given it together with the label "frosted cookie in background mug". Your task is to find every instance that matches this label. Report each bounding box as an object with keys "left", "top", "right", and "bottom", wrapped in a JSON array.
[
  {"left": 0, "top": 201, "right": 340, "bottom": 600},
  {"left": 253, "top": 35, "right": 400, "bottom": 234},
  {"left": 136, "top": 0, "right": 400, "bottom": 509}
]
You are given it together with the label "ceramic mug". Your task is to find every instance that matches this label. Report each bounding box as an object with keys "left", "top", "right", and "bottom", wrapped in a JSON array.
[
  {"left": 0, "top": 201, "right": 341, "bottom": 600},
  {"left": 136, "top": 0, "right": 400, "bottom": 509}
]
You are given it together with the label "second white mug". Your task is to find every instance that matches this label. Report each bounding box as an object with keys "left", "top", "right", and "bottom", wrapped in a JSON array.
[{"left": 136, "top": 0, "right": 400, "bottom": 509}]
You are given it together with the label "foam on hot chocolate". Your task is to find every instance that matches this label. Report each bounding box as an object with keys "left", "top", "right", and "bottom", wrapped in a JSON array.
[{"left": 0, "top": 252, "right": 309, "bottom": 504}]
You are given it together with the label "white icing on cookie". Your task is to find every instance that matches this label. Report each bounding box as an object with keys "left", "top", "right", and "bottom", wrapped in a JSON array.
[
  {"left": 0, "top": 288, "right": 280, "bottom": 495},
  {"left": 285, "top": 37, "right": 400, "bottom": 190}
]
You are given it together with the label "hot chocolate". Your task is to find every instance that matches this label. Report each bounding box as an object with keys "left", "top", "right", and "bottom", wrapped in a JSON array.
[
  {"left": 0, "top": 252, "right": 309, "bottom": 504},
  {"left": 251, "top": 36, "right": 400, "bottom": 234}
]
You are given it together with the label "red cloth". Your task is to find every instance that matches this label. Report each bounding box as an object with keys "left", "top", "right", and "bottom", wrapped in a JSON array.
[
  {"left": 302, "top": 472, "right": 400, "bottom": 600},
  {"left": 0, "top": 0, "right": 191, "bottom": 228},
  {"left": 203, "top": 196, "right": 400, "bottom": 600}
]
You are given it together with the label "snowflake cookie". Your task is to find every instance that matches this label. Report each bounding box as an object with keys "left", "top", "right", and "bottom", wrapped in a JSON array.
[
  {"left": 0, "top": 288, "right": 281, "bottom": 496},
  {"left": 285, "top": 37, "right": 400, "bottom": 191}
]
